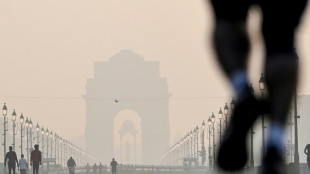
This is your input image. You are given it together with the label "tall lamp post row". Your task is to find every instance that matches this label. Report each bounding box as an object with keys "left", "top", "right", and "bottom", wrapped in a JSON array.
[
  {"left": 161, "top": 73, "right": 290, "bottom": 171},
  {"left": 1, "top": 103, "right": 95, "bottom": 167}
]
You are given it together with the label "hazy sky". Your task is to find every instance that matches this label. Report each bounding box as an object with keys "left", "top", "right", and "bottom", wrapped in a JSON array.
[{"left": 1, "top": 0, "right": 310, "bottom": 163}]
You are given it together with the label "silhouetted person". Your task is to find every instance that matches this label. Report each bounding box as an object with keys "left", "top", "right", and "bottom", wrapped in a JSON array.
[
  {"left": 31, "top": 144, "right": 42, "bottom": 174},
  {"left": 110, "top": 158, "right": 118, "bottom": 174},
  {"left": 98, "top": 163, "right": 104, "bottom": 174},
  {"left": 93, "top": 163, "right": 98, "bottom": 174},
  {"left": 67, "top": 157, "right": 76, "bottom": 174},
  {"left": 5, "top": 146, "right": 19, "bottom": 174},
  {"left": 209, "top": 0, "right": 308, "bottom": 173},
  {"left": 18, "top": 154, "right": 28, "bottom": 174},
  {"left": 86, "top": 163, "right": 91, "bottom": 174},
  {"left": 305, "top": 144, "right": 310, "bottom": 171}
]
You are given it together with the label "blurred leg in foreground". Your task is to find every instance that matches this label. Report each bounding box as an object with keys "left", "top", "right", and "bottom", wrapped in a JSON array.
[{"left": 209, "top": 0, "right": 308, "bottom": 173}]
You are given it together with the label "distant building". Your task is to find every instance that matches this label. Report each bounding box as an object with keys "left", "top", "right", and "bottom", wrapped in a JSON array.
[{"left": 84, "top": 50, "right": 170, "bottom": 164}]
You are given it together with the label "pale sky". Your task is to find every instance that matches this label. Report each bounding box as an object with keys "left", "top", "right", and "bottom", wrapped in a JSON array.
[{"left": 0, "top": 0, "right": 310, "bottom": 164}]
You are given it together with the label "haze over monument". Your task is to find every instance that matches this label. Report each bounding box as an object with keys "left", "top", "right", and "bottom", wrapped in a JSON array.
[{"left": 84, "top": 50, "right": 170, "bottom": 164}]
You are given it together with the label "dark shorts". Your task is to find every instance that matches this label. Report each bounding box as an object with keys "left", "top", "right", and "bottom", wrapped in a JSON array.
[
  {"left": 20, "top": 169, "right": 26, "bottom": 174},
  {"left": 210, "top": 0, "right": 308, "bottom": 55}
]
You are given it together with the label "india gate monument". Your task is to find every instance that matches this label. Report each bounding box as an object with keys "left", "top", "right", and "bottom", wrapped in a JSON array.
[{"left": 84, "top": 50, "right": 170, "bottom": 164}]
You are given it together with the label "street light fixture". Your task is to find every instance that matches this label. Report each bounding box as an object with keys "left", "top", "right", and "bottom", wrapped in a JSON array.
[
  {"left": 20, "top": 113, "right": 24, "bottom": 155},
  {"left": 12, "top": 109, "right": 17, "bottom": 151},
  {"left": 207, "top": 117, "right": 212, "bottom": 169},
  {"left": 29, "top": 119, "right": 33, "bottom": 159},
  {"left": 211, "top": 113, "right": 216, "bottom": 170},
  {"left": 218, "top": 108, "right": 223, "bottom": 145},
  {"left": 230, "top": 98, "right": 236, "bottom": 111},
  {"left": 201, "top": 121, "right": 206, "bottom": 165},
  {"left": 2, "top": 103, "right": 8, "bottom": 172},
  {"left": 36, "top": 123, "right": 40, "bottom": 144},
  {"left": 249, "top": 84, "right": 255, "bottom": 168},
  {"left": 259, "top": 73, "right": 266, "bottom": 158},
  {"left": 224, "top": 103, "right": 228, "bottom": 131},
  {"left": 50, "top": 131, "right": 53, "bottom": 159},
  {"left": 41, "top": 127, "right": 45, "bottom": 158},
  {"left": 25, "top": 118, "right": 30, "bottom": 163}
]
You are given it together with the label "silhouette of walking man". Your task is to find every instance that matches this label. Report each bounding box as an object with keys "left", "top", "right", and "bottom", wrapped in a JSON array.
[
  {"left": 98, "top": 162, "right": 104, "bottom": 174},
  {"left": 110, "top": 158, "right": 118, "bottom": 174},
  {"left": 93, "top": 163, "right": 98, "bottom": 174},
  {"left": 5, "top": 146, "right": 19, "bottom": 174},
  {"left": 305, "top": 144, "right": 310, "bottom": 171},
  {"left": 86, "top": 163, "right": 91, "bottom": 174},
  {"left": 67, "top": 157, "right": 76, "bottom": 174},
  {"left": 30, "top": 144, "right": 42, "bottom": 174},
  {"left": 209, "top": 0, "right": 308, "bottom": 173}
]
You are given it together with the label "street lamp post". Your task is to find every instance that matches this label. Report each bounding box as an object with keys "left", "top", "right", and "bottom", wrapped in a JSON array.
[
  {"left": 293, "top": 51, "right": 300, "bottom": 173},
  {"left": 3, "top": 103, "right": 8, "bottom": 174},
  {"left": 12, "top": 109, "right": 17, "bottom": 151},
  {"left": 36, "top": 123, "right": 40, "bottom": 144},
  {"left": 29, "top": 119, "right": 33, "bottom": 156},
  {"left": 46, "top": 129, "right": 49, "bottom": 172},
  {"left": 218, "top": 108, "right": 223, "bottom": 145},
  {"left": 224, "top": 103, "right": 228, "bottom": 131},
  {"left": 201, "top": 121, "right": 206, "bottom": 166},
  {"left": 249, "top": 84, "right": 255, "bottom": 168},
  {"left": 25, "top": 118, "right": 29, "bottom": 163},
  {"left": 211, "top": 113, "right": 216, "bottom": 170},
  {"left": 207, "top": 117, "right": 212, "bottom": 169},
  {"left": 20, "top": 113, "right": 25, "bottom": 155},
  {"left": 50, "top": 131, "right": 53, "bottom": 160},
  {"left": 195, "top": 125, "right": 199, "bottom": 165},
  {"left": 41, "top": 127, "right": 45, "bottom": 159},
  {"left": 259, "top": 73, "right": 266, "bottom": 158}
]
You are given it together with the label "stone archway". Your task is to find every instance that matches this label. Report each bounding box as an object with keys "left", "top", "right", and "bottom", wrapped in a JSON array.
[
  {"left": 113, "top": 110, "right": 142, "bottom": 164},
  {"left": 85, "top": 50, "right": 170, "bottom": 164}
]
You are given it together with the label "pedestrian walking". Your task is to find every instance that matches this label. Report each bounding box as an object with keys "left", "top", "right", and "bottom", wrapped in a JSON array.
[
  {"left": 98, "top": 163, "right": 104, "bottom": 174},
  {"left": 110, "top": 158, "right": 118, "bottom": 174},
  {"left": 305, "top": 144, "right": 310, "bottom": 171},
  {"left": 19, "top": 154, "right": 28, "bottom": 174},
  {"left": 93, "top": 163, "right": 98, "bottom": 174},
  {"left": 209, "top": 0, "right": 308, "bottom": 173},
  {"left": 5, "top": 146, "right": 19, "bottom": 174},
  {"left": 30, "top": 144, "right": 42, "bottom": 174},
  {"left": 67, "top": 157, "right": 76, "bottom": 174},
  {"left": 86, "top": 163, "right": 91, "bottom": 174}
]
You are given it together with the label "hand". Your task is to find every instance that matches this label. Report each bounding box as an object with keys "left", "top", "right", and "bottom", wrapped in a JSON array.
[
  {"left": 40, "top": 162, "right": 42, "bottom": 165},
  {"left": 30, "top": 162, "right": 33, "bottom": 166},
  {"left": 17, "top": 163, "right": 20, "bottom": 167}
]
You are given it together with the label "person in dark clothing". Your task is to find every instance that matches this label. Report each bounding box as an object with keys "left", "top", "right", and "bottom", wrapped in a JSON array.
[
  {"left": 86, "top": 163, "right": 91, "bottom": 174},
  {"left": 5, "top": 146, "right": 19, "bottom": 174},
  {"left": 305, "top": 144, "right": 310, "bottom": 170},
  {"left": 93, "top": 163, "right": 98, "bottom": 174},
  {"left": 209, "top": 0, "right": 308, "bottom": 173},
  {"left": 30, "top": 144, "right": 42, "bottom": 174},
  {"left": 98, "top": 163, "right": 104, "bottom": 174},
  {"left": 110, "top": 158, "right": 118, "bottom": 174},
  {"left": 67, "top": 157, "right": 76, "bottom": 174}
]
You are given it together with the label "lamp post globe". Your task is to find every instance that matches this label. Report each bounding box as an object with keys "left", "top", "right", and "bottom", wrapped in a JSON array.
[
  {"left": 230, "top": 98, "right": 236, "bottom": 111},
  {"left": 211, "top": 113, "right": 215, "bottom": 123},
  {"left": 36, "top": 123, "right": 40, "bottom": 132},
  {"left": 259, "top": 73, "right": 265, "bottom": 91},
  {"left": 12, "top": 109, "right": 16, "bottom": 121},
  {"left": 2, "top": 103, "right": 7, "bottom": 116}
]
